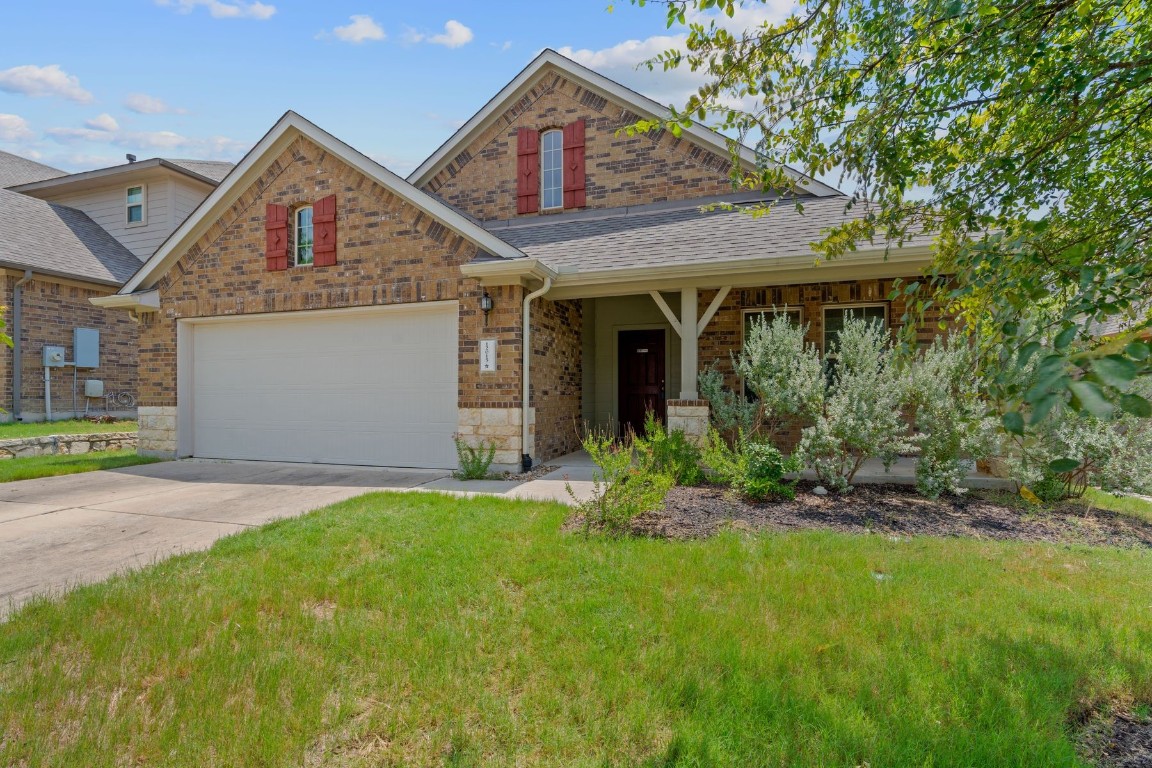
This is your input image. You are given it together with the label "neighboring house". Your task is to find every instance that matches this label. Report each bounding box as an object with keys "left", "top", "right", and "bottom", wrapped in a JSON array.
[
  {"left": 98, "top": 49, "right": 939, "bottom": 471},
  {"left": 0, "top": 151, "right": 231, "bottom": 420}
]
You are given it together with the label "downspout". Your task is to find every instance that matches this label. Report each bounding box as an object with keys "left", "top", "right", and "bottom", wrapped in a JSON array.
[
  {"left": 11, "top": 270, "right": 32, "bottom": 421},
  {"left": 521, "top": 277, "right": 552, "bottom": 471}
]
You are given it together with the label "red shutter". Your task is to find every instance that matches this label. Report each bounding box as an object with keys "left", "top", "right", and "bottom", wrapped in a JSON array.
[
  {"left": 313, "top": 194, "right": 337, "bottom": 267},
  {"left": 516, "top": 127, "right": 539, "bottom": 214},
  {"left": 264, "top": 203, "right": 289, "bottom": 271},
  {"left": 563, "top": 119, "right": 586, "bottom": 209}
]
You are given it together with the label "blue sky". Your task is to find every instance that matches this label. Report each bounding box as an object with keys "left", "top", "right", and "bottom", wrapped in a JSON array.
[{"left": 0, "top": 0, "right": 794, "bottom": 176}]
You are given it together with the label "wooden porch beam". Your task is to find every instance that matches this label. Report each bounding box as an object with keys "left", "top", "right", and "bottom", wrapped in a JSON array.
[
  {"left": 697, "top": 286, "right": 731, "bottom": 337},
  {"left": 648, "top": 291, "right": 683, "bottom": 337}
]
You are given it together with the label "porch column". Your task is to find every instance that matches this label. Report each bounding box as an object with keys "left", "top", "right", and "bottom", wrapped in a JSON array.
[{"left": 680, "top": 286, "right": 698, "bottom": 399}]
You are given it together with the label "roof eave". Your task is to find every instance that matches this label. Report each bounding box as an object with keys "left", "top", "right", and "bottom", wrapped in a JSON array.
[
  {"left": 10, "top": 158, "right": 220, "bottom": 196},
  {"left": 468, "top": 244, "right": 934, "bottom": 299},
  {"left": 89, "top": 290, "right": 160, "bottom": 311}
]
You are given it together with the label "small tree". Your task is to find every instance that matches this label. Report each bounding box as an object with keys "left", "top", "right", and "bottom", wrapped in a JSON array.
[
  {"left": 907, "top": 337, "right": 999, "bottom": 498},
  {"left": 798, "top": 317, "right": 917, "bottom": 492}
]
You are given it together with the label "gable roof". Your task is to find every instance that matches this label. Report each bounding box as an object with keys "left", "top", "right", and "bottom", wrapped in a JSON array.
[
  {"left": 9, "top": 157, "right": 231, "bottom": 195},
  {"left": 407, "top": 48, "right": 840, "bottom": 198},
  {"left": 0, "top": 189, "right": 141, "bottom": 285},
  {"left": 0, "top": 150, "right": 66, "bottom": 189},
  {"left": 117, "top": 111, "right": 526, "bottom": 296}
]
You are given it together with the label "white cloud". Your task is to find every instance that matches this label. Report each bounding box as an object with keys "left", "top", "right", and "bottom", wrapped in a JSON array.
[
  {"left": 156, "top": 0, "right": 276, "bottom": 20},
  {"left": 0, "top": 64, "right": 93, "bottom": 103},
  {"left": 85, "top": 113, "right": 120, "bottom": 132},
  {"left": 557, "top": 3, "right": 796, "bottom": 110},
  {"left": 0, "top": 114, "right": 34, "bottom": 142},
  {"left": 407, "top": 19, "right": 473, "bottom": 48},
  {"left": 367, "top": 152, "right": 418, "bottom": 176},
  {"left": 124, "top": 92, "right": 187, "bottom": 115},
  {"left": 492, "top": 40, "right": 512, "bottom": 52},
  {"left": 327, "top": 14, "right": 385, "bottom": 44},
  {"left": 46, "top": 123, "right": 248, "bottom": 159}
]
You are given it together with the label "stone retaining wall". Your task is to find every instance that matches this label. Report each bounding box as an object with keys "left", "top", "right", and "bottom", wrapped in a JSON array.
[{"left": 0, "top": 431, "right": 137, "bottom": 459}]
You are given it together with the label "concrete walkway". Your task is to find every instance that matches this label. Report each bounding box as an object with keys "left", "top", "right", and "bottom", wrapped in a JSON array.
[{"left": 0, "top": 458, "right": 598, "bottom": 619}]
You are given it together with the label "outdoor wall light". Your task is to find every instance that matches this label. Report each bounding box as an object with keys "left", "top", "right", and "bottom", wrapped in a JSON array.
[{"left": 480, "top": 291, "right": 494, "bottom": 324}]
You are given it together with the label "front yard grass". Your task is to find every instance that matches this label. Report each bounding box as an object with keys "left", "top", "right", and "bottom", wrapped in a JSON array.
[
  {"left": 0, "top": 450, "right": 160, "bottom": 483},
  {"left": 0, "top": 419, "right": 137, "bottom": 439},
  {"left": 2, "top": 491, "right": 1151, "bottom": 766}
]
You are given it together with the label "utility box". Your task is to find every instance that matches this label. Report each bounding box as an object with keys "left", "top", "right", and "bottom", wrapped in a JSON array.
[
  {"left": 84, "top": 379, "right": 105, "bottom": 398},
  {"left": 74, "top": 328, "right": 100, "bottom": 369},
  {"left": 42, "top": 346, "right": 66, "bottom": 367}
]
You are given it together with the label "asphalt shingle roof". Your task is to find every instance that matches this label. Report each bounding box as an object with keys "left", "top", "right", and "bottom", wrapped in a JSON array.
[
  {"left": 163, "top": 159, "right": 234, "bottom": 182},
  {"left": 484, "top": 195, "right": 933, "bottom": 272},
  {"left": 0, "top": 151, "right": 66, "bottom": 189},
  {"left": 0, "top": 189, "right": 142, "bottom": 285}
]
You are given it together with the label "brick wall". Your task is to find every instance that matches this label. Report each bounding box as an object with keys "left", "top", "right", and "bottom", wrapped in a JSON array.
[
  {"left": 530, "top": 297, "right": 583, "bottom": 461},
  {"left": 138, "top": 136, "right": 524, "bottom": 421},
  {"left": 423, "top": 68, "right": 742, "bottom": 222},
  {"left": 0, "top": 274, "right": 138, "bottom": 420}
]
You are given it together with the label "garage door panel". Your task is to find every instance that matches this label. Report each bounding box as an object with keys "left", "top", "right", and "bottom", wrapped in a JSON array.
[{"left": 189, "top": 305, "right": 459, "bottom": 468}]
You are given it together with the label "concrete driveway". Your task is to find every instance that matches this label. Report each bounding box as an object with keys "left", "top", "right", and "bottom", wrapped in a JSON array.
[{"left": 0, "top": 460, "right": 447, "bottom": 618}]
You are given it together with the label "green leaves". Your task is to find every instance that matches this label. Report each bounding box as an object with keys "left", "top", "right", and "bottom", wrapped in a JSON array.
[
  {"left": 1090, "top": 355, "right": 1138, "bottom": 390},
  {"left": 1002, "top": 411, "right": 1025, "bottom": 435},
  {"left": 1068, "top": 380, "right": 1113, "bottom": 418}
]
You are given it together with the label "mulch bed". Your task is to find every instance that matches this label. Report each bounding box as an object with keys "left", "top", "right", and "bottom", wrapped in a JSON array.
[
  {"left": 1077, "top": 709, "right": 1152, "bottom": 768},
  {"left": 624, "top": 481, "right": 1152, "bottom": 548}
]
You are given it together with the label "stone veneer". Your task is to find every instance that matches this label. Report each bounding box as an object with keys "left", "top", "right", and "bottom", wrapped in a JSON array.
[
  {"left": 667, "top": 400, "right": 710, "bottom": 446},
  {"left": 137, "top": 406, "right": 177, "bottom": 457},
  {"left": 457, "top": 407, "right": 534, "bottom": 470}
]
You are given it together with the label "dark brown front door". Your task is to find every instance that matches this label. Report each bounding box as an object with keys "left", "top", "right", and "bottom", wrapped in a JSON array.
[{"left": 618, "top": 329, "right": 666, "bottom": 436}]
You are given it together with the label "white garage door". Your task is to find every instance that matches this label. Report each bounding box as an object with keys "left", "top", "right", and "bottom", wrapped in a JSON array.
[{"left": 188, "top": 303, "right": 458, "bottom": 468}]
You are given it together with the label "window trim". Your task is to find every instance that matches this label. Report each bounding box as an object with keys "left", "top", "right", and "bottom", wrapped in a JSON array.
[
  {"left": 293, "top": 204, "right": 314, "bottom": 267},
  {"left": 125, "top": 185, "right": 147, "bottom": 227},
  {"left": 821, "top": 302, "right": 888, "bottom": 353},
  {"left": 540, "top": 128, "right": 564, "bottom": 211}
]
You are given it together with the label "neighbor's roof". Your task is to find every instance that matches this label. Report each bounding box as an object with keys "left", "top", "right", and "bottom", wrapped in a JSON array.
[
  {"left": 0, "top": 150, "right": 66, "bottom": 189},
  {"left": 408, "top": 48, "right": 840, "bottom": 198},
  {"left": 163, "top": 159, "right": 235, "bottom": 183},
  {"left": 482, "top": 194, "right": 933, "bottom": 273},
  {"left": 9, "top": 157, "right": 234, "bottom": 195},
  {"left": 0, "top": 189, "right": 142, "bottom": 285}
]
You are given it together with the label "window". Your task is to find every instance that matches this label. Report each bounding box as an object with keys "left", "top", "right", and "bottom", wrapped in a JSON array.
[
  {"left": 540, "top": 129, "right": 563, "bottom": 210},
  {"left": 822, "top": 304, "right": 887, "bottom": 353},
  {"left": 126, "top": 186, "right": 146, "bottom": 225},
  {"left": 741, "top": 306, "right": 803, "bottom": 398},
  {"left": 294, "top": 206, "right": 314, "bottom": 266}
]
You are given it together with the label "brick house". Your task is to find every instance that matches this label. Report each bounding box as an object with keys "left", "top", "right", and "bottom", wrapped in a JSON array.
[
  {"left": 100, "top": 50, "right": 939, "bottom": 471},
  {"left": 0, "top": 152, "right": 230, "bottom": 421}
]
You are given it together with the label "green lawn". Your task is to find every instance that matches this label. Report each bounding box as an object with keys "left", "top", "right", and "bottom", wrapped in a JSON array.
[
  {"left": 0, "top": 450, "right": 160, "bottom": 483},
  {"left": 0, "top": 419, "right": 137, "bottom": 439},
  {"left": 2, "top": 492, "right": 1151, "bottom": 767},
  {"left": 1082, "top": 487, "right": 1152, "bottom": 523}
]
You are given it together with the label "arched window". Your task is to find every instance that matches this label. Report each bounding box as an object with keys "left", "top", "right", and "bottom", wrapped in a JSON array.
[
  {"left": 294, "top": 205, "right": 314, "bottom": 266},
  {"left": 540, "top": 129, "right": 563, "bottom": 210}
]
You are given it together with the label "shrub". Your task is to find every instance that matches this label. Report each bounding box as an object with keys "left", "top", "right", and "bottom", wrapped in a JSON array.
[
  {"left": 453, "top": 436, "right": 496, "bottom": 480},
  {"left": 633, "top": 411, "right": 703, "bottom": 486},
  {"left": 699, "top": 311, "right": 823, "bottom": 446},
  {"left": 907, "top": 337, "right": 999, "bottom": 498},
  {"left": 701, "top": 428, "right": 800, "bottom": 502},
  {"left": 569, "top": 426, "right": 672, "bottom": 535},
  {"left": 797, "top": 317, "right": 918, "bottom": 492},
  {"left": 1004, "top": 370, "right": 1152, "bottom": 501}
]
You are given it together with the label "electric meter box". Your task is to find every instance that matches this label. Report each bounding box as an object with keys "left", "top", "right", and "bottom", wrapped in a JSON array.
[
  {"left": 74, "top": 328, "right": 100, "bottom": 369},
  {"left": 42, "top": 346, "right": 66, "bottom": 367}
]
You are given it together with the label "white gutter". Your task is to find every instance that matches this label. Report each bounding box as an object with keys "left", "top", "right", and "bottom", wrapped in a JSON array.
[{"left": 521, "top": 276, "right": 552, "bottom": 470}]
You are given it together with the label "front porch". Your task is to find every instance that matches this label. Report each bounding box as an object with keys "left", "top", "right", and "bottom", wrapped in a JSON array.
[{"left": 534, "top": 272, "right": 940, "bottom": 460}]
